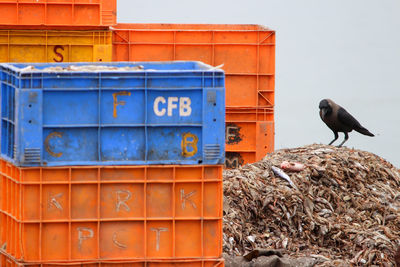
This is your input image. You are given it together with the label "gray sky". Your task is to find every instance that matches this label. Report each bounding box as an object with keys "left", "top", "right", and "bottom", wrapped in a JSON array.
[{"left": 117, "top": 0, "right": 400, "bottom": 167}]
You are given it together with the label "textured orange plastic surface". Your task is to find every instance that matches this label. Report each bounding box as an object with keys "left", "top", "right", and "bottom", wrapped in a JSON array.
[
  {"left": 0, "top": 251, "right": 224, "bottom": 267},
  {"left": 0, "top": 161, "right": 223, "bottom": 263},
  {"left": 0, "top": 29, "right": 112, "bottom": 63},
  {"left": 225, "top": 107, "right": 274, "bottom": 168},
  {"left": 112, "top": 23, "right": 275, "bottom": 108},
  {"left": 0, "top": 0, "right": 116, "bottom": 27}
]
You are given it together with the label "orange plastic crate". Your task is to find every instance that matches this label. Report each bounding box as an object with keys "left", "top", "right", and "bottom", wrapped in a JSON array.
[
  {"left": 0, "top": 29, "right": 112, "bottom": 63},
  {"left": 0, "top": 251, "right": 224, "bottom": 267},
  {"left": 0, "top": 160, "right": 223, "bottom": 263},
  {"left": 225, "top": 107, "right": 274, "bottom": 167},
  {"left": 112, "top": 23, "right": 275, "bottom": 109},
  {"left": 0, "top": 0, "right": 116, "bottom": 27}
]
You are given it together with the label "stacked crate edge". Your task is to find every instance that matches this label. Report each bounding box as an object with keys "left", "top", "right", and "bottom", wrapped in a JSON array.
[
  {"left": 0, "top": 61, "right": 225, "bottom": 265},
  {"left": 0, "top": 3, "right": 232, "bottom": 266}
]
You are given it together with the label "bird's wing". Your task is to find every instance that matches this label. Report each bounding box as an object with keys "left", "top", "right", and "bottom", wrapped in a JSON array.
[{"left": 337, "top": 107, "right": 362, "bottom": 128}]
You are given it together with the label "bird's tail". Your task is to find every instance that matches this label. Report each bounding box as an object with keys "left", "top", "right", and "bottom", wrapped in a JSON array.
[{"left": 354, "top": 125, "right": 374, "bottom": 137}]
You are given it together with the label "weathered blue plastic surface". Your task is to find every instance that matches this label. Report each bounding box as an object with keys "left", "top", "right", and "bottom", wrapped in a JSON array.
[{"left": 0, "top": 61, "right": 225, "bottom": 166}]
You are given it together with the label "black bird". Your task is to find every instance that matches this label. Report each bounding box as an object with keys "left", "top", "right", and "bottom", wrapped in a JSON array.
[{"left": 319, "top": 99, "right": 374, "bottom": 147}]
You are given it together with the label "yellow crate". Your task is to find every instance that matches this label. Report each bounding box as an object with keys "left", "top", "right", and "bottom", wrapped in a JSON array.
[{"left": 0, "top": 30, "right": 111, "bottom": 63}]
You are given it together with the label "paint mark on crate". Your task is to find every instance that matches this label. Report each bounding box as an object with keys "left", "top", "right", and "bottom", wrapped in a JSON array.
[
  {"left": 150, "top": 227, "right": 168, "bottom": 251},
  {"left": 113, "top": 91, "right": 131, "bottom": 118},
  {"left": 225, "top": 152, "right": 244, "bottom": 168},
  {"left": 115, "top": 190, "right": 132, "bottom": 212},
  {"left": 77, "top": 227, "right": 94, "bottom": 250},
  {"left": 226, "top": 123, "right": 242, "bottom": 145},
  {"left": 44, "top": 132, "right": 63, "bottom": 158},
  {"left": 181, "top": 132, "right": 198, "bottom": 157},
  {"left": 154, "top": 96, "right": 192, "bottom": 117},
  {"left": 180, "top": 189, "right": 196, "bottom": 210},
  {"left": 53, "top": 45, "right": 65, "bottom": 62},
  {"left": 49, "top": 192, "right": 63, "bottom": 211},
  {"left": 112, "top": 231, "right": 128, "bottom": 249}
]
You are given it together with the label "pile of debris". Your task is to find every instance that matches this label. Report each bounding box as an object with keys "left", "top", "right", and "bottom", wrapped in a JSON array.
[{"left": 223, "top": 144, "right": 400, "bottom": 266}]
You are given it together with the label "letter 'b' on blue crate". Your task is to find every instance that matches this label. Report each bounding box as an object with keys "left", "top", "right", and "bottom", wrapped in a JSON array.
[{"left": 0, "top": 61, "right": 225, "bottom": 166}]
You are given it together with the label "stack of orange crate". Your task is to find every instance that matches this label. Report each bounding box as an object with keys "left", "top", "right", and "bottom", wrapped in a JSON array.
[
  {"left": 0, "top": 162, "right": 224, "bottom": 266},
  {"left": 111, "top": 23, "right": 276, "bottom": 167},
  {"left": 0, "top": 2, "right": 223, "bottom": 267}
]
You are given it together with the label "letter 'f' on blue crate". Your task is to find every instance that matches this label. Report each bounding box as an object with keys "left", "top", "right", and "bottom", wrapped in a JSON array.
[{"left": 0, "top": 61, "right": 225, "bottom": 166}]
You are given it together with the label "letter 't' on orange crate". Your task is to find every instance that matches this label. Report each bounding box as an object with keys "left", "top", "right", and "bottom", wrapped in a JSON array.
[
  {"left": 112, "top": 23, "right": 275, "bottom": 109},
  {"left": 0, "top": 0, "right": 116, "bottom": 27},
  {"left": 0, "top": 161, "right": 223, "bottom": 263}
]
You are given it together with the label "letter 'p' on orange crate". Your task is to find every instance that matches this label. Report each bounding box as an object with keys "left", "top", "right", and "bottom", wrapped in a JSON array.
[{"left": 0, "top": 160, "right": 223, "bottom": 264}]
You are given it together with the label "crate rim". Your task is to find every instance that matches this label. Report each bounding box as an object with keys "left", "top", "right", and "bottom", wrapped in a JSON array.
[
  {"left": 0, "top": 248, "right": 225, "bottom": 265},
  {"left": 1, "top": 159, "right": 225, "bottom": 170},
  {"left": 112, "top": 23, "right": 274, "bottom": 32},
  {"left": 0, "top": 61, "right": 225, "bottom": 75}
]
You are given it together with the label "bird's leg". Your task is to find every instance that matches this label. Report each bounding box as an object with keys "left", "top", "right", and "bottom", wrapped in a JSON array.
[
  {"left": 328, "top": 132, "right": 339, "bottom": 145},
  {"left": 337, "top": 132, "right": 349, "bottom": 147}
]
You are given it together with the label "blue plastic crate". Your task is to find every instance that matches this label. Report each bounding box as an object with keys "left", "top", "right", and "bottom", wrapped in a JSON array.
[{"left": 0, "top": 61, "right": 225, "bottom": 166}]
